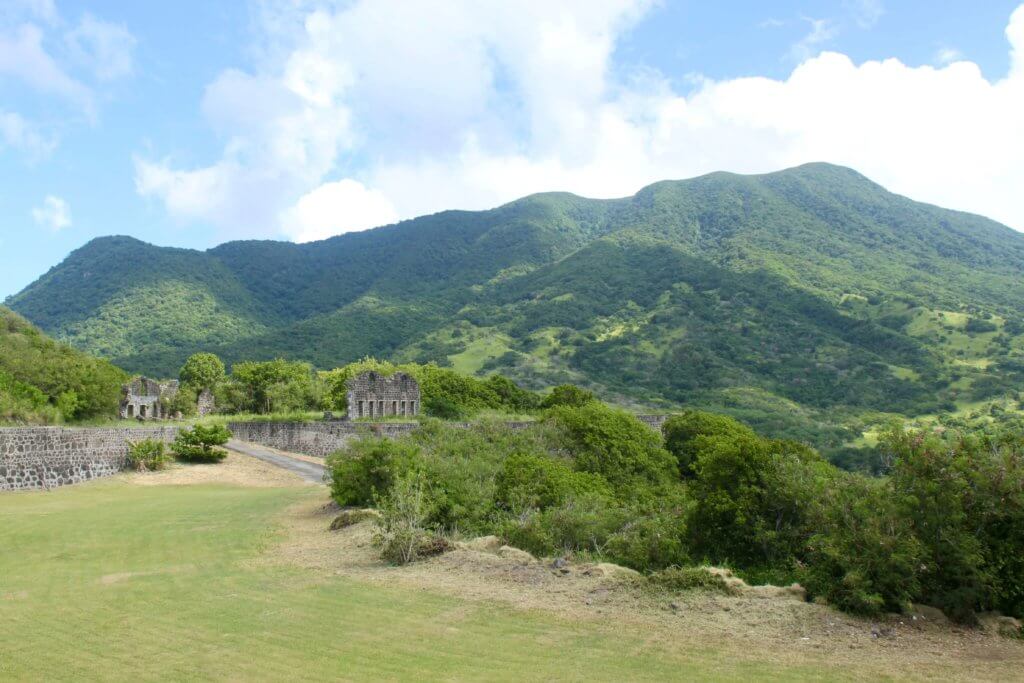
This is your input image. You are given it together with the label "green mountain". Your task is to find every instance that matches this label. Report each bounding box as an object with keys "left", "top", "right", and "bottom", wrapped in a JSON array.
[
  {"left": 0, "top": 306, "right": 126, "bottom": 424},
  {"left": 10, "top": 163, "right": 1024, "bottom": 445}
]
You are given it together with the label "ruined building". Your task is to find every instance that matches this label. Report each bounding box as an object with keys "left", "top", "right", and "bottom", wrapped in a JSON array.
[
  {"left": 119, "top": 377, "right": 179, "bottom": 420},
  {"left": 119, "top": 378, "right": 216, "bottom": 420},
  {"left": 346, "top": 371, "right": 420, "bottom": 420}
]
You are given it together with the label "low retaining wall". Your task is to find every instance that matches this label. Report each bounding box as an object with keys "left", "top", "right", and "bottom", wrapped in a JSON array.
[
  {"left": 229, "top": 415, "right": 671, "bottom": 459},
  {"left": 0, "top": 426, "right": 180, "bottom": 492}
]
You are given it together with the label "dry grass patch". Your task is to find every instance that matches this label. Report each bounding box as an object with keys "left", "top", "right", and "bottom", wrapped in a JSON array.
[{"left": 259, "top": 492, "right": 1024, "bottom": 682}]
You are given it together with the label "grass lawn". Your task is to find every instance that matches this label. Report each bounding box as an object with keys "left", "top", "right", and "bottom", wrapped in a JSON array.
[{"left": 0, "top": 479, "right": 836, "bottom": 682}]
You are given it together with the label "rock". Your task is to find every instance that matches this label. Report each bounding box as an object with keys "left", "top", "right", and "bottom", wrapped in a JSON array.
[
  {"left": 497, "top": 545, "right": 536, "bottom": 565},
  {"left": 669, "top": 601, "right": 680, "bottom": 611},
  {"left": 551, "top": 557, "right": 568, "bottom": 569},
  {"left": 456, "top": 535, "right": 503, "bottom": 553}
]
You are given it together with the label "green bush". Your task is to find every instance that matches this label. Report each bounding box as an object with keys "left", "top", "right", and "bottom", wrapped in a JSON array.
[
  {"left": 126, "top": 439, "right": 172, "bottom": 472},
  {"left": 327, "top": 438, "right": 420, "bottom": 507},
  {"left": 540, "top": 384, "right": 595, "bottom": 409},
  {"left": 546, "top": 402, "right": 675, "bottom": 493},
  {"left": 800, "top": 474, "right": 922, "bottom": 616},
  {"left": 494, "top": 452, "right": 612, "bottom": 512},
  {"left": 604, "top": 504, "right": 690, "bottom": 572},
  {"left": 884, "top": 427, "right": 1024, "bottom": 622},
  {"left": 662, "top": 410, "right": 756, "bottom": 478},
  {"left": 499, "top": 493, "right": 629, "bottom": 557},
  {"left": 171, "top": 424, "right": 231, "bottom": 463}
]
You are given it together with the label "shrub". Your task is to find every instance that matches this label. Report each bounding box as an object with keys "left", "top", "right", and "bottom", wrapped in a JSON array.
[
  {"left": 494, "top": 452, "right": 612, "bottom": 512},
  {"left": 687, "top": 433, "right": 830, "bottom": 568},
  {"left": 126, "top": 439, "right": 172, "bottom": 471},
  {"left": 499, "top": 493, "right": 629, "bottom": 557},
  {"left": 483, "top": 374, "right": 542, "bottom": 412},
  {"left": 373, "top": 472, "right": 451, "bottom": 565},
  {"left": 883, "top": 427, "right": 1024, "bottom": 622},
  {"left": 540, "top": 384, "right": 596, "bottom": 409},
  {"left": 546, "top": 402, "right": 676, "bottom": 493},
  {"left": 171, "top": 424, "right": 231, "bottom": 463},
  {"left": 800, "top": 474, "right": 923, "bottom": 616},
  {"left": 662, "top": 410, "right": 756, "bottom": 478},
  {"left": 604, "top": 504, "right": 691, "bottom": 572},
  {"left": 327, "top": 438, "right": 421, "bottom": 507}
]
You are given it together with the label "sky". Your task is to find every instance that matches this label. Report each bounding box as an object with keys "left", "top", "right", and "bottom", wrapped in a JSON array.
[{"left": 2, "top": 0, "right": 1024, "bottom": 300}]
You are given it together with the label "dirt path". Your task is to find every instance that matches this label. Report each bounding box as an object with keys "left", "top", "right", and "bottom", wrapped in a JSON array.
[{"left": 226, "top": 440, "right": 327, "bottom": 483}]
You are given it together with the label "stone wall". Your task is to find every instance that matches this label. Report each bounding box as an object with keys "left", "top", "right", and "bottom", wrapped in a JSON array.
[
  {"left": 229, "top": 416, "right": 669, "bottom": 459},
  {"left": 228, "top": 421, "right": 420, "bottom": 458},
  {"left": 0, "top": 426, "right": 180, "bottom": 492}
]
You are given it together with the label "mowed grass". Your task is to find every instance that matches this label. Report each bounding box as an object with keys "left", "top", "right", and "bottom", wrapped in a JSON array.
[{"left": 0, "top": 480, "right": 837, "bottom": 682}]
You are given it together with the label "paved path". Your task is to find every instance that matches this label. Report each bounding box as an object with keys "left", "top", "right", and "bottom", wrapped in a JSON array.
[{"left": 226, "top": 440, "right": 326, "bottom": 483}]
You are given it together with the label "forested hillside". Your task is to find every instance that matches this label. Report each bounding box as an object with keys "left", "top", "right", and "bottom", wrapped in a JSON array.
[
  {"left": 0, "top": 307, "right": 126, "bottom": 424},
  {"left": 10, "top": 163, "right": 1024, "bottom": 446}
]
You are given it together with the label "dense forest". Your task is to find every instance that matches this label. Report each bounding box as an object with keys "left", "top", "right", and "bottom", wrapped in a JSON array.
[{"left": 9, "top": 163, "right": 1024, "bottom": 448}]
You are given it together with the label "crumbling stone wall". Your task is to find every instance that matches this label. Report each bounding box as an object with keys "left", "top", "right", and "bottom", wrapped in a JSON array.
[
  {"left": 0, "top": 426, "right": 179, "bottom": 492},
  {"left": 120, "top": 377, "right": 179, "bottom": 420},
  {"left": 197, "top": 389, "right": 215, "bottom": 417},
  {"left": 346, "top": 372, "right": 421, "bottom": 420}
]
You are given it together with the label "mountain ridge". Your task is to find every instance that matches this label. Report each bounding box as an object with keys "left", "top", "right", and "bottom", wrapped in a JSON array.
[{"left": 10, "top": 162, "right": 1024, "bottom": 448}]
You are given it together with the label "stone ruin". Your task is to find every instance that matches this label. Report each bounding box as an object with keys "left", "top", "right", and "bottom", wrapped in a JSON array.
[
  {"left": 197, "top": 388, "right": 215, "bottom": 417},
  {"left": 345, "top": 371, "right": 420, "bottom": 420},
  {"left": 119, "top": 377, "right": 178, "bottom": 420},
  {"left": 119, "top": 377, "right": 216, "bottom": 420}
]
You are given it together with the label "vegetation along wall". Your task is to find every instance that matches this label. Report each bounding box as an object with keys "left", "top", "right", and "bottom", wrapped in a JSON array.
[{"left": 0, "top": 426, "right": 179, "bottom": 491}]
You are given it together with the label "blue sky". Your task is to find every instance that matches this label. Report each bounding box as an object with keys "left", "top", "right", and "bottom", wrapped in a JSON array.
[{"left": 2, "top": 0, "right": 1024, "bottom": 299}]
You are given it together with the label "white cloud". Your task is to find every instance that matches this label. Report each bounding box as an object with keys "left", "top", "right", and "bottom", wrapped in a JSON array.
[
  {"left": 281, "top": 179, "right": 399, "bottom": 242},
  {"left": 844, "top": 0, "right": 884, "bottom": 29},
  {"left": 31, "top": 195, "right": 71, "bottom": 231},
  {"left": 0, "top": 109, "right": 55, "bottom": 157},
  {"left": 138, "top": 0, "right": 1024, "bottom": 241},
  {"left": 0, "top": 23, "right": 94, "bottom": 115},
  {"left": 65, "top": 13, "right": 136, "bottom": 81},
  {"left": 1011, "top": 4, "right": 1024, "bottom": 76},
  {"left": 789, "top": 17, "right": 838, "bottom": 62},
  {"left": 935, "top": 47, "right": 963, "bottom": 65}
]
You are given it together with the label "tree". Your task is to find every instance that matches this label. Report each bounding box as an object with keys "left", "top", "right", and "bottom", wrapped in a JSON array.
[
  {"left": 540, "top": 384, "right": 596, "bottom": 409},
  {"left": 180, "top": 353, "right": 226, "bottom": 391},
  {"left": 663, "top": 410, "right": 756, "bottom": 478},
  {"left": 231, "top": 359, "right": 319, "bottom": 414}
]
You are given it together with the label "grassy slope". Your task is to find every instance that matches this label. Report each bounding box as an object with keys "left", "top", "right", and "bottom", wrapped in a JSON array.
[
  {"left": 0, "top": 481, "right": 835, "bottom": 682},
  {"left": 0, "top": 307, "right": 126, "bottom": 423}
]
